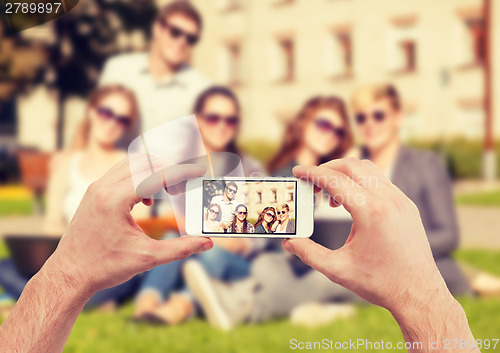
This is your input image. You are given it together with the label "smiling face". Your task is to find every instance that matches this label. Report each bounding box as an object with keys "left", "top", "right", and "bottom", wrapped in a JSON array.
[
  {"left": 303, "top": 108, "right": 345, "bottom": 158},
  {"left": 88, "top": 93, "right": 133, "bottom": 148},
  {"left": 354, "top": 98, "right": 401, "bottom": 152},
  {"left": 235, "top": 206, "right": 247, "bottom": 222},
  {"left": 263, "top": 209, "right": 275, "bottom": 224},
  {"left": 224, "top": 184, "right": 237, "bottom": 201},
  {"left": 277, "top": 206, "right": 289, "bottom": 222},
  {"left": 208, "top": 206, "right": 219, "bottom": 221},
  {"left": 152, "top": 13, "right": 200, "bottom": 68},
  {"left": 197, "top": 94, "right": 239, "bottom": 152}
]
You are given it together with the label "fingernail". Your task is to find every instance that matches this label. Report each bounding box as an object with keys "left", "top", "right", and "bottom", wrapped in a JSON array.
[{"left": 201, "top": 241, "right": 213, "bottom": 252}]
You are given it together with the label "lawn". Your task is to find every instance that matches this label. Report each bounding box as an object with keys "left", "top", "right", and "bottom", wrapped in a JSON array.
[
  {"left": 0, "top": 240, "right": 500, "bottom": 353},
  {"left": 456, "top": 189, "right": 500, "bottom": 207}
]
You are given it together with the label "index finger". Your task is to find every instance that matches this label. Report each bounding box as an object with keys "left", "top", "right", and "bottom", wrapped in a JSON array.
[
  {"left": 135, "top": 164, "right": 207, "bottom": 198},
  {"left": 293, "top": 164, "right": 369, "bottom": 216}
]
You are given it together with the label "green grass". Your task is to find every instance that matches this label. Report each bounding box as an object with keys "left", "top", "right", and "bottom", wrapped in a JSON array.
[
  {"left": 1, "top": 242, "right": 500, "bottom": 352},
  {"left": 0, "top": 199, "right": 34, "bottom": 217},
  {"left": 456, "top": 190, "right": 500, "bottom": 207}
]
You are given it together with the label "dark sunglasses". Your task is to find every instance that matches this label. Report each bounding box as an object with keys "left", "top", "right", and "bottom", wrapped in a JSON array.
[
  {"left": 355, "top": 111, "right": 386, "bottom": 125},
  {"left": 278, "top": 210, "right": 287, "bottom": 215},
  {"left": 265, "top": 212, "right": 275, "bottom": 218},
  {"left": 209, "top": 209, "right": 219, "bottom": 215},
  {"left": 314, "top": 118, "right": 345, "bottom": 139},
  {"left": 96, "top": 106, "right": 132, "bottom": 129},
  {"left": 226, "top": 188, "right": 237, "bottom": 194},
  {"left": 159, "top": 19, "right": 199, "bottom": 46},
  {"left": 237, "top": 211, "right": 247, "bottom": 215},
  {"left": 201, "top": 114, "right": 239, "bottom": 128}
]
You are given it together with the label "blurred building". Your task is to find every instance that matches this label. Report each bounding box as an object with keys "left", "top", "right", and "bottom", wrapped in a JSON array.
[
  {"left": 244, "top": 180, "right": 296, "bottom": 220},
  {"left": 191, "top": 0, "right": 500, "bottom": 143},
  {"left": 2, "top": 0, "right": 500, "bottom": 154}
]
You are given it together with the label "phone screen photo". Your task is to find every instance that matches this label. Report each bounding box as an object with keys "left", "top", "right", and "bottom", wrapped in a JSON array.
[{"left": 202, "top": 179, "right": 297, "bottom": 235}]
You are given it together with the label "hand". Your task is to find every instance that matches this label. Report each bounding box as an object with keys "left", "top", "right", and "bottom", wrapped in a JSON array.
[
  {"left": 282, "top": 158, "right": 452, "bottom": 314},
  {"left": 44, "top": 158, "right": 213, "bottom": 298},
  {"left": 271, "top": 220, "right": 280, "bottom": 232}
]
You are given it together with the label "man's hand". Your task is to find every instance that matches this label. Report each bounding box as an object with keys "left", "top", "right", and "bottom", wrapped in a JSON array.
[
  {"left": 48, "top": 159, "right": 213, "bottom": 297},
  {"left": 0, "top": 158, "right": 213, "bottom": 353},
  {"left": 283, "top": 158, "right": 478, "bottom": 353}
]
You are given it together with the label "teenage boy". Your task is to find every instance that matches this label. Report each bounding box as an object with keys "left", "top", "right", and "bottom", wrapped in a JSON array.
[
  {"left": 350, "top": 83, "right": 472, "bottom": 295},
  {"left": 99, "top": 0, "right": 210, "bottom": 132},
  {"left": 211, "top": 181, "right": 238, "bottom": 230},
  {"left": 272, "top": 204, "right": 296, "bottom": 233}
]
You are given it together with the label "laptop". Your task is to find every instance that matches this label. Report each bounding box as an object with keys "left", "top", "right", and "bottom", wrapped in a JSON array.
[{"left": 5, "top": 235, "right": 60, "bottom": 278}]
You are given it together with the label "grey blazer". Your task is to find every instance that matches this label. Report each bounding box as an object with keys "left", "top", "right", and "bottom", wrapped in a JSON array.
[
  {"left": 390, "top": 146, "right": 459, "bottom": 259},
  {"left": 390, "top": 147, "right": 471, "bottom": 295}
]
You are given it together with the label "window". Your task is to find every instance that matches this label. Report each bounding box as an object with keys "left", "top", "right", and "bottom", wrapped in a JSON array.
[
  {"left": 271, "top": 190, "right": 278, "bottom": 203},
  {"left": 218, "top": 0, "right": 244, "bottom": 11},
  {"left": 455, "top": 13, "right": 485, "bottom": 67},
  {"left": 218, "top": 41, "right": 242, "bottom": 85},
  {"left": 269, "top": 37, "right": 294, "bottom": 82},
  {"left": 256, "top": 191, "right": 262, "bottom": 204},
  {"left": 324, "top": 29, "right": 353, "bottom": 78},
  {"left": 387, "top": 17, "right": 418, "bottom": 73}
]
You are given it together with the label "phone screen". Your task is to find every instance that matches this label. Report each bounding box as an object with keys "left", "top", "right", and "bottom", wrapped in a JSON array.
[{"left": 202, "top": 179, "right": 297, "bottom": 235}]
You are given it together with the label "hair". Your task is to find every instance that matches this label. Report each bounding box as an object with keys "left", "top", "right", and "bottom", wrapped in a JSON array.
[
  {"left": 225, "top": 181, "right": 238, "bottom": 192},
  {"left": 193, "top": 85, "right": 241, "bottom": 156},
  {"left": 230, "top": 204, "right": 248, "bottom": 233},
  {"left": 254, "top": 206, "right": 276, "bottom": 229},
  {"left": 277, "top": 204, "right": 289, "bottom": 212},
  {"left": 268, "top": 96, "right": 353, "bottom": 173},
  {"left": 204, "top": 203, "right": 222, "bottom": 222},
  {"left": 351, "top": 83, "right": 401, "bottom": 112},
  {"left": 71, "top": 85, "right": 139, "bottom": 151},
  {"left": 156, "top": 0, "right": 203, "bottom": 31}
]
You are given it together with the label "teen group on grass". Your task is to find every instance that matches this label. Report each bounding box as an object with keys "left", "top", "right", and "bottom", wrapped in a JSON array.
[{"left": 1, "top": 0, "right": 500, "bottom": 331}]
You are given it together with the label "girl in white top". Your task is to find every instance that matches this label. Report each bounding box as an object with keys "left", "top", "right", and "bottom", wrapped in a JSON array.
[{"left": 44, "top": 85, "right": 139, "bottom": 235}]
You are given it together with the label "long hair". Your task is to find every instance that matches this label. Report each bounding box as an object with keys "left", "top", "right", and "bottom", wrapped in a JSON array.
[
  {"left": 193, "top": 86, "right": 241, "bottom": 156},
  {"left": 230, "top": 204, "right": 248, "bottom": 233},
  {"left": 204, "top": 203, "right": 222, "bottom": 222},
  {"left": 254, "top": 206, "right": 276, "bottom": 230},
  {"left": 268, "top": 96, "right": 353, "bottom": 173},
  {"left": 71, "top": 84, "right": 139, "bottom": 151}
]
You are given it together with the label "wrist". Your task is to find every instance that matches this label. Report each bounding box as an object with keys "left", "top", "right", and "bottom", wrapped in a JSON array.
[
  {"left": 391, "top": 284, "right": 474, "bottom": 348},
  {"left": 36, "top": 252, "right": 95, "bottom": 306},
  {"left": 391, "top": 285, "right": 459, "bottom": 325}
]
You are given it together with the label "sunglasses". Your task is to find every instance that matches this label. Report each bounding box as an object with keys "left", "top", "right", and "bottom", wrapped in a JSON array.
[
  {"left": 159, "top": 19, "right": 199, "bottom": 46},
  {"left": 201, "top": 114, "right": 239, "bottom": 128},
  {"left": 96, "top": 106, "right": 132, "bottom": 129},
  {"left": 209, "top": 209, "right": 219, "bottom": 215},
  {"left": 237, "top": 211, "right": 247, "bottom": 215},
  {"left": 278, "top": 210, "right": 287, "bottom": 215},
  {"left": 265, "top": 212, "right": 275, "bottom": 218},
  {"left": 226, "top": 188, "right": 237, "bottom": 194},
  {"left": 314, "top": 118, "right": 346, "bottom": 139},
  {"left": 355, "top": 111, "right": 386, "bottom": 125}
]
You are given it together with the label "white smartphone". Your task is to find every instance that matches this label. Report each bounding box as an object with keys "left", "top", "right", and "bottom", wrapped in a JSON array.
[{"left": 185, "top": 177, "right": 314, "bottom": 238}]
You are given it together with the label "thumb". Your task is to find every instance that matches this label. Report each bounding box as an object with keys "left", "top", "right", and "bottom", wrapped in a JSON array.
[
  {"left": 282, "top": 238, "right": 345, "bottom": 283},
  {"left": 148, "top": 236, "right": 213, "bottom": 266}
]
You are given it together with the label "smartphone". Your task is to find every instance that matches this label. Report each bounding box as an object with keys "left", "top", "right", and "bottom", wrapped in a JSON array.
[{"left": 185, "top": 177, "right": 314, "bottom": 238}]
